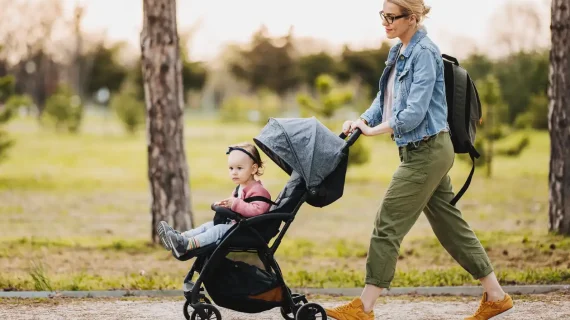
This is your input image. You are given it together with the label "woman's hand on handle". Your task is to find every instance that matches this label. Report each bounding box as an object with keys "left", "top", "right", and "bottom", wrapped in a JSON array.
[
  {"left": 343, "top": 119, "right": 368, "bottom": 134},
  {"left": 351, "top": 119, "right": 374, "bottom": 136},
  {"left": 345, "top": 118, "right": 394, "bottom": 137},
  {"left": 342, "top": 120, "right": 354, "bottom": 135}
]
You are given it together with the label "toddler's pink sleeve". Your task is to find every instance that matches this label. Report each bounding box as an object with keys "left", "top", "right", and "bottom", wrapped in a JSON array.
[{"left": 231, "top": 187, "right": 272, "bottom": 217}]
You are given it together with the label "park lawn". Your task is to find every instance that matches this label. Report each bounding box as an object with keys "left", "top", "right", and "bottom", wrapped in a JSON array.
[{"left": 1, "top": 115, "right": 568, "bottom": 291}]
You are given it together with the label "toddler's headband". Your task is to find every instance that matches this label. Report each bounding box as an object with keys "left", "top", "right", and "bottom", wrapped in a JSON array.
[{"left": 226, "top": 147, "right": 259, "bottom": 165}]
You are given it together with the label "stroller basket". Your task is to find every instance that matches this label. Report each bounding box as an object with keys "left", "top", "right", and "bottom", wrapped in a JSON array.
[{"left": 203, "top": 257, "right": 284, "bottom": 313}]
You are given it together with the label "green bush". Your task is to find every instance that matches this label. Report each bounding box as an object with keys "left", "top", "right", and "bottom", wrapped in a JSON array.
[
  {"left": 514, "top": 93, "right": 549, "bottom": 130},
  {"left": 42, "top": 86, "right": 83, "bottom": 133},
  {"left": 110, "top": 82, "right": 145, "bottom": 134},
  {"left": 513, "top": 112, "right": 534, "bottom": 129},
  {"left": 497, "top": 135, "right": 531, "bottom": 157}
]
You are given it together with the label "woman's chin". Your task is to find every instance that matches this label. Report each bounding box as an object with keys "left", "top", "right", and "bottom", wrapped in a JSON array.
[{"left": 385, "top": 33, "right": 397, "bottom": 39}]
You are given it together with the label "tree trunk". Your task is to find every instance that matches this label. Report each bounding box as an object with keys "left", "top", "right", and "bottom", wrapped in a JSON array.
[
  {"left": 548, "top": 0, "right": 570, "bottom": 235},
  {"left": 140, "top": 0, "right": 194, "bottom": 243}
]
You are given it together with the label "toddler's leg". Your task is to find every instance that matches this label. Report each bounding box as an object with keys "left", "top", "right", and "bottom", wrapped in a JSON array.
[
  {"left": 157, "top": 220, "right": 205, "bottom": 251},
  {"left": 191, "top": 224, "right": 232, "bottom": 248},
  {"left": 182, "top": 221, "right": 215, "bottom": 238},
  {"left": 168, "top": 224, "right": 232, "bottom": 257}
]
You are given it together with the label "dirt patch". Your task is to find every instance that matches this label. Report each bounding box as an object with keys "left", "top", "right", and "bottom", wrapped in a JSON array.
[{"left": 1, "top": 295, "right": 569, "bottom": 320}]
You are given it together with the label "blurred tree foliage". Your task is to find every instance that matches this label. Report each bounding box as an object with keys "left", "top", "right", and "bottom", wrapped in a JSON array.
[
  {"left": 0, "top": 74, "right": 31, "bottom": 162},
  {"left": 229, "top": 26, "right": 300, "bottom": 99},
  {"left": 41, "top": 85, "right": 83, "bottom": 133},
  {"left": 297, "top": 74, "right": 370, "bottom": 166},
  {"left": 458, "top": 75, "right": 530, "bottom": 177}
]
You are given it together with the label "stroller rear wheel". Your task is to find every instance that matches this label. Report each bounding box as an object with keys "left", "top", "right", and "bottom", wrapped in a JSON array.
[
  {"left": 190, "top": 304, "right": 222, "bottom": 320},
  {"left": 183, "top": 296, "right": 212, "bottom": 320},
  {"left": 295, "top": 303, "right": 326, "bottom": 320}
]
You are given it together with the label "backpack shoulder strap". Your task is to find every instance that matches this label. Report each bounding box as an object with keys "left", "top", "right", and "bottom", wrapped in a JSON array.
[
  {"left": 450, "top": 145, "right": 481, "bottom": 206},
  {"left": 442, "top": 54, "right": 459, "bottom": 65}
]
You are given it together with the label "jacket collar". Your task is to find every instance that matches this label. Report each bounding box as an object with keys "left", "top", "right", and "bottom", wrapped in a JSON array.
[{"left": 386, "top": 26, "right": 428, "bottom": 65}]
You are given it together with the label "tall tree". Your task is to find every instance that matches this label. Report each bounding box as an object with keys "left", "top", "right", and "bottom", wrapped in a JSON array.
[
  {"left": 548, "top": 0, "right": 570, "bottom": 235},
  {"left": 229, "top": 26, "right": 300, "bottom": 98},
  {"left": 141, "top": 0, "right": 193, "bottom": 243},
  {"left": 83, "top": 43, "right": 129, "bottom": 99},
  {"left": 495, "top": 51, "right": 549, "bottom": 123},
  {"left": 298, "top": 52, "right": 337, "bottom": 91},
  {"left": 339, "top": 43, "right": 391, "bottom": 99}
]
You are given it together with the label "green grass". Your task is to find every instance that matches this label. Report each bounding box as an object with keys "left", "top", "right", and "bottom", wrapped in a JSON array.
[
  {"left": 0, "top": 114, "right": 564, "bottom": 291},
  {"left": 1, "top": 266, "right": 568, "bottom": 291},
  {"left": 285, "top": 267, "right": 570, "bottom": 289}
]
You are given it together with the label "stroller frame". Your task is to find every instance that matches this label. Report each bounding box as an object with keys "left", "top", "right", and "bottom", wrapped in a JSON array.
[
  {"left": 175, "top": 127, "right": 361, "bottom": 320},
  {"left": 182, "top": 192, "right": 307, "bottom": 319}
]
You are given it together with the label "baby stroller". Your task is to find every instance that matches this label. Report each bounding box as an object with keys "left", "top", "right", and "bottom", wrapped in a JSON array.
[{"left": 173, "top": 117, "right": 361, "bottom": 320}]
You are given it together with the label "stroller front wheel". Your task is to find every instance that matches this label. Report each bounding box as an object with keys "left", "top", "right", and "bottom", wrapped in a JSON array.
[
  {"left": 190, "top": 303, "right": 222, "bottom": 320},
  {"left": 295, "top": 303, "right": 326, "bottom": 320},
  {"left": 183, "top": 297, "right": 213, "bottom": 320}
]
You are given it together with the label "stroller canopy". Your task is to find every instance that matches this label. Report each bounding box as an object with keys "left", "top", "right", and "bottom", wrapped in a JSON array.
[{"left": 253, "top": 117, "right": 347, "bottom": 191}]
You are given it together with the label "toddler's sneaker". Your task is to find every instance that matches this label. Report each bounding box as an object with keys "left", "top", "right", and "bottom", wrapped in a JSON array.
[
  {"left": 167, "top": 230, "right": 189, "bottom": 258},
  {"left": 157, "top": 221, "right": 174, "bottom": 250}
]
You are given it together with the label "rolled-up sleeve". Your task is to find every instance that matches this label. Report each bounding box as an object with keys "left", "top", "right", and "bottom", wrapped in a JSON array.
[{"left": 389, "top": 48, "right": 436, "bottom": 136}]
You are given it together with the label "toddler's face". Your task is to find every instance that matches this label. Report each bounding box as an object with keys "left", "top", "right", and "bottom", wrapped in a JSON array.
[{"left": 227, "top": 151, "right": 258, "bottom": 185}]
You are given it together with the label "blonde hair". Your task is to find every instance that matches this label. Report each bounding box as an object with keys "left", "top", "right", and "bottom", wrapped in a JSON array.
[
  {"left": 228, "top": 142, "right": 265, "bottom": 176},
  {"left": 388, "top": 0, "right": 431, "bottom": 26}
]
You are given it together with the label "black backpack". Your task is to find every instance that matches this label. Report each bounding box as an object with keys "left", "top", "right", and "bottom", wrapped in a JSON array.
[{"left": 441, "top": 54, "right": 482, "bottom": 206}]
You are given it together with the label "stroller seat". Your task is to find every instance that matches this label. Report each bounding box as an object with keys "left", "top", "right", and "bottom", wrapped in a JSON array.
[{"left": 172, "top": 172, "right": 307, "bottom": 262}]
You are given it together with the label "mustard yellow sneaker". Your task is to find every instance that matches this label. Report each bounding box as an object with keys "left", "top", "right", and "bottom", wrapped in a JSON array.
[
  {"left": 324, "top": 297, "right": 374, "bottom": 320},
  {"left": 465, "top": 292, "right": 514, "bottom": 319}
]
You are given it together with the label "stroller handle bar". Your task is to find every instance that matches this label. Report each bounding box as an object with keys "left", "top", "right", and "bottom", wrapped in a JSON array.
[{"left": 339, "top": 128, "right": 362, "bottom": 148}]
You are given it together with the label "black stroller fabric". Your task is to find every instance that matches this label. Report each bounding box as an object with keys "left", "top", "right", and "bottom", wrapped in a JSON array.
[
  {"left": 254, "top": 117, "right": 349, "bottom": 207},
  {"left": 203, "top": 257, "right": 284, "bottom": 313}
]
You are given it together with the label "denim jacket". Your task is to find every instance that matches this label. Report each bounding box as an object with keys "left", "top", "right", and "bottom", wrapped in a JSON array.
[{"left": 360, "top": 27, "right": 449, "bottom": 147}]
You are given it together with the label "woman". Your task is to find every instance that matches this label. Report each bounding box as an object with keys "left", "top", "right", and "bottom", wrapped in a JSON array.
[{"left": 325, "top": 1, "right": 514, "bottom": 319}]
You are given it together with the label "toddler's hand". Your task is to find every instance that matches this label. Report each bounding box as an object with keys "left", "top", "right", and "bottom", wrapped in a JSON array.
[{"left": 218, "top": 198, "right": 234, "bottom": 208}]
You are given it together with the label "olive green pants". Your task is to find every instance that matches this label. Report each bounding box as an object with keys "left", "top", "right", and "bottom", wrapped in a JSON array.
[{"left": 365, "top": 131, "right": 493, "bottom": 288}]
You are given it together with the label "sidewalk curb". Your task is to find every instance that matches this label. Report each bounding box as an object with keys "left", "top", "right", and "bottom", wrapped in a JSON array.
[
  {"left": 1, "top": 285, "right": 568, "bottom": 299},
  {"left": 295, "top": 284, "right": 570, "bottom": 297}
]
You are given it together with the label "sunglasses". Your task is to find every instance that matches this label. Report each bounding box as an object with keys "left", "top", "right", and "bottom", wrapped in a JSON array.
[{"left": 379, "top": 11, "right": 410, "bottom": 24}]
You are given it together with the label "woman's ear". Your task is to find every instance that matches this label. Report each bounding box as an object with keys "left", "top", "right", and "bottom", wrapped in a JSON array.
[{"left": 409, "top": 14, "right": 417, "bottom": 26}]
